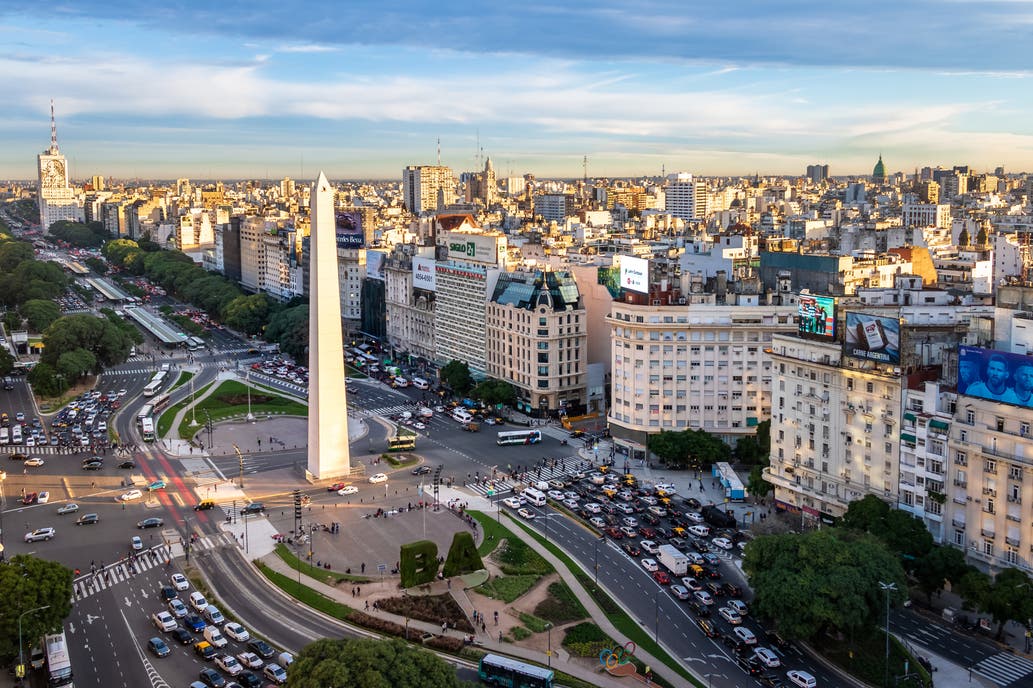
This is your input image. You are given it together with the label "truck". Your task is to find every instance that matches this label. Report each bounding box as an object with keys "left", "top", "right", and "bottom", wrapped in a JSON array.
[
  {"left": 656, "top": 544, "right": 689, "bottom": 576},
  {"left": 701, "top": 504, "right": 737, "bottom": 529}
]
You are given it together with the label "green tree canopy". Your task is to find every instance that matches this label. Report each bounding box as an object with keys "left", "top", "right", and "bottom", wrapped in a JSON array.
[
  {"left": 912, "top": 545, "right": 970, "bottom": 602},
  {"left": 0, "top": 238, "right": 34, "bottom": 272},
  {"left": 959, "top": 567, "right": 1033, "bottom": 640},
  {"left": 28, "top": 362, "right": 67, "bottom": 397},
  {"left": 841, "top": 495, "right": 934, "bottom": 565},
  {"left": 0, "top": 256, "right": 68, "bottom": 308},
  {"left": 287, "top": 638, "right": 463, "bottom": 688},
  {"left": 0, "top": 345, "right": 14, "bottom": 377},
  {"left": 21, "top": 299, "right": 62, "bottom": 332},
  {"left": 441, "top": 360, "right": 473, "bottom": 395},
  {"left": 743, "top": 528, "right": 907, "bottom": 640},
  {"left": 649, "top": 428, "right": 731, "bottom": 469},
  {"left": 48, "top": 220, "right": 108, "bottom": 247},
  {"left": 471, "top": 378, "right": 515, "bottom": 407},
  {"left": 42, "top": 314, "right": 133, "bottom": 370},
  {"left": 0, "top": 555, "right": 74, "bottom": 664},
  {"left": 264, "top": 304, "right": 308, "bottom": 360},
  {"left": 222, "top": 293, "right": 273, "bottom": 335},
  {"left": 83, "top": 256, "right": 108, "bottom": 275}
]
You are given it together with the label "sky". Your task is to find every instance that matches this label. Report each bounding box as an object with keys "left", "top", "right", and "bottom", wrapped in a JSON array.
[{"left": 2, "top": 1, "right": 1033, "bottom": 180}]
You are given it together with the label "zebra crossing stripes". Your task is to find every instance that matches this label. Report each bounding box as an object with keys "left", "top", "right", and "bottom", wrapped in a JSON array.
[
  {"left": 971, "top": 652, "right": 1033, "bottom": 686},
  {"left": 463, "top": 464, "right": 583, "bottom": 498},
  {"left": 73, "top": 545, "right": 173, "bottom": 601}
]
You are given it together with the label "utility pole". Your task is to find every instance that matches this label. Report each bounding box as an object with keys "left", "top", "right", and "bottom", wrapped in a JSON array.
[
  {"left": 879, "top": 581, "right": 897, "bottom": 688},
  {"left": 232, "top": 444, "right": 244, "bottom": 489}
]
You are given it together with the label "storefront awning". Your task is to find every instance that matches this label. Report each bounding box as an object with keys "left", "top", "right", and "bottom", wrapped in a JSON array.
[
  {"left": 900, "top": 433, "right": 917, "bottom": 444},
  {"left": 929, "top": 419, "right": 949, "bottom": 431}
]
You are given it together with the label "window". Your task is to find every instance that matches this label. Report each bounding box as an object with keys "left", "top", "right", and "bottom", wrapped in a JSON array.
[
  {"left": 983, "top": 540, "right": 994, "bottom": 557},
  {"left": 866, "top": 382, "right": 874, "bottom": 393},
  {"left": 966, "top": 410, "right": 975, "bottom": 424},
  {"left": 985, "top": 459, "right": 997, "bottom": 474}
]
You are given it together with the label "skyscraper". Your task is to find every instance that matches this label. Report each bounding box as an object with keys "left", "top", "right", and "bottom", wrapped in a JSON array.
[
  {"left": 402, "top": 165, "right": 455, "bottom": 214},
  {"left": 664, "top": 173, "right": 707, "bottom": 222},
  {"left": 37, "top": 100, "right": 83, "bottom": 231}
]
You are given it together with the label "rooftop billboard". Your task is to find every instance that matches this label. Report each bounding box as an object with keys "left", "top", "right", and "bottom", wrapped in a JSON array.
[
  {"left": 335, "top": 211, "right": 364, "bottom": 248},
  {"left": 412, "top": 256, "right": 437, "bottom": 292},
  {"left": 797, "top": 294, "right": 836, "bottom": 340},
  {"left": 619, "top": 255, "right": 649, "bottom": 294},
  {"left": 959, "top": 346, "right": 1033, "bottom": 408},
  {"left": 366, "top": 250, "right": 386, "bottom": 281},
  {"left": 844, "top": 312, "right": 900, "bottom": 364}
]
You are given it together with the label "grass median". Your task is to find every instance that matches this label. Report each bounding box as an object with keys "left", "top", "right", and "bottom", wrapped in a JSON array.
[
  {"left": 176, "top": 379, "right": 308, "bottom": 438},
  {"left": 170, "top": 370, "right": 194, "bottom": 391},
  {"left": 273, "top": 543, "right": 371, "bottom": 584}
]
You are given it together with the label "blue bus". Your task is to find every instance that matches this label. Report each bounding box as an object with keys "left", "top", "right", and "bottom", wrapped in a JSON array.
[{"left": 477, "top": 654, "right": 553, "bottom": 688}]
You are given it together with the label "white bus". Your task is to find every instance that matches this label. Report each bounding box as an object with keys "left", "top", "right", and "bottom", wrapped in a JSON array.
[
  {"left": 141, "top": 417, "right": 155, "bottom": 442},
  {"left": 411, "top": 377, "right": 430, "bottom": 390},
  {"left": 520, "top": 487, "right": 547, "bottom": 507},
  {"left": 10, "top": 424, "right": 22, "bottom": 444},
  {"left": 137, "top": 404, "right": 154, "bottom": 426},
  {"left": 142, "top": 371, "right": 167, "bottom": 397},
  {"left": 497, "top": 429, "right": 542, "bottom": 446},
  {"left": 186, "top": 336, "right": 205, "bottom": 351},
  {"left": 44, "top": 629, "right": 73, "bottom": 687}
]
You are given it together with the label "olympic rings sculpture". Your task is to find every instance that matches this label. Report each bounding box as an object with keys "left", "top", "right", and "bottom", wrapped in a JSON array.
[{"left": 599, "top": 641, "right": 637, "bottom": 669}]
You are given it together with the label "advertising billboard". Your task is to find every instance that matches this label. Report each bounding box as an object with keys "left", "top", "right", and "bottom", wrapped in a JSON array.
[
  {"left": 412, "top": 256, "right": 437, "bottom": 292},
  {"left": 443, "top": 231, "right": 499, "bottom": 263},
  {"left": 797, "top": 294, "right": 836, "bottom": 339},
  {"left": 619, "top": 255, "right": 649, "bottom": 294},
  {"left": 335, "top": 211, "right": 364, "bottom": 248},
  {"left": 959, "top": 346, "right": 1033, "bottom": 408},
  {"left": 844, "top": 312, "right": 900, "bottom": 364},
  {"left": 366, "top": 250, "right": 386, "bottom": 281}
]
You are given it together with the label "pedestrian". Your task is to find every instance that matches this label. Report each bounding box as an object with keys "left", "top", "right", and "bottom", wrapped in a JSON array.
[
  {"left": 494, "top": 610, "right": 499, "bottom": 625},
  {"left": 498, "top": 630, "right": 503, "bottom": 642},
  {"left": 441, "top": 621, "right": 447, "bottom": 633},
  {"left": 365, "top": 600, "right": 369, "bottom": 611},
  {"left": 361, "top": 562, "right": 365, "bottom": 574}
]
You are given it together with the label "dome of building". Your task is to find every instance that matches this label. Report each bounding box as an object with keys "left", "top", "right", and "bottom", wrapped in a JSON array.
[{"left": 872, "top": 154, "right": 887, "bottom": 182}]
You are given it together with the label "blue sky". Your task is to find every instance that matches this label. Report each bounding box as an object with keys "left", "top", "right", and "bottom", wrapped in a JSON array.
[{"left": 2, "top": 1, "right": 1033, "bottom": 180}]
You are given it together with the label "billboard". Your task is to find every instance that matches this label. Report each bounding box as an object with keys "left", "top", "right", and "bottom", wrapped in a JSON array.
[
  {"left": 366, "top": 250, "right": 386, "bottom": 281},
  {"left": 443, "top": 231, "right": 499, "bottom": 263},
  {"left": 959, "top": 346, "right": 1033, "bottom": 408},
  {"left": 844, "top": 312, "right": 900, "bottom": 364},
  {"left": 619, "top": 255, "right": 649, "bottom": 294},
  {"left": 412, "top": 256, "right": 437, "bottom": 292},
  {"left": 797, "top": 294, "right": 836, "bottom": 339},
  {"left": 335, "top": 211, "right": 364, "bottom": 248}
]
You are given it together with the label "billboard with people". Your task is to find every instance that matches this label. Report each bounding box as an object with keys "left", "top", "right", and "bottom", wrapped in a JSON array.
[
  {"left": 844, "top": 312, "right": 901, "bottom": 364},
  {"left": 958, "top": 346, "right": 1033, "bottom": 408},
  {"left": 798, "top": 294, "right": 836, "bottom": 340}
]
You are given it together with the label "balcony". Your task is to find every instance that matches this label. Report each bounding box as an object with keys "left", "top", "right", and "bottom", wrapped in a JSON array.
[
  {"left": 1007, "top": 537, "right": 1021, "bottom": 547},
  {"left": 981, "top": 528, "right": 996, "bottom": 538},
  {"left": 954, "top": 480, "right": 968, "bottom": 488},
  {"left": 952, "top": 518, "right": 966, "bottom": 528},
  {"left": 983, "top": 488, "right": 997, "bottom": 497},
  {"left": 1007, "top": 495, "right": 1022, "bottom": 504}
]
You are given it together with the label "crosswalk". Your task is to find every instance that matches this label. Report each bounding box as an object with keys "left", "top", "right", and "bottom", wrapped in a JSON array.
[
  {"left": 463, "top": 461, "right": 588, "bottom": 498},
  {"left": 72, "top": 545, "right": 173, "bottom": 602},
  {"left": 971, "top": 652, "right": 1033, "bottom": 686}
]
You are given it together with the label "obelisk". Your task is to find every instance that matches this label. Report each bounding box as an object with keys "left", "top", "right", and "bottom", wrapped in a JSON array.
[{"left": 307, "top": 172, "right": 350, "bottom": 479}]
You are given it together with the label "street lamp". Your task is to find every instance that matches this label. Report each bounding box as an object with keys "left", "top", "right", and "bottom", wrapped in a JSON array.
[
  {"left": 879, "top": 581, "right": 897, "bottom": 688},
  {"left": 544, "top": 622, "right": 553, "bottom": 667},
  {"left": 232, "top": 444, "right": 245, "bottom": 489},
  {"left": 245, "top": 370, "right": 253, "bottom": 422},
  {"left": 593, "top": 535, "right": 605, "bottom": 585},
  {"left": 18, "top": 605, "right": 50, "bottom": 680}
]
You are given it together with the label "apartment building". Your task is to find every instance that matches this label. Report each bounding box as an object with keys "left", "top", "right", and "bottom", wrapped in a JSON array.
[
  {"left": 902, "top": 203, "right": 951, "bottom": 229},
  {"left": 384, "top": 245, "right": 436, "bottom": 361},
  {"left": 898, "top": 382, "right": 953, "bottom": 541},
  {"left": 402, "top": 165, "right": 455, "bottom": 214},
  {"left": 665, "top": 173, "right": 707, "bottom": 222},
  {"left": 485, "top": 269, "right": 587, "bottom": 416}
]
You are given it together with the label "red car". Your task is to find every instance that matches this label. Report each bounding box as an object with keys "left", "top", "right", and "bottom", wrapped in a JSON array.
[
  {"left": 638, "top": 526, "right": 656, "bottom": 538},
  {"left": 604, "top": 527, "right": 624, "bottom": 540},
  {"left": 22, "top": 492, "right": 38, "bottom": 505},
  {"left": 652, "top": 570, "right": 671, "bottom": 585},
  {"left": 327, "top": 482, "right": 347, "bottom": 492}
]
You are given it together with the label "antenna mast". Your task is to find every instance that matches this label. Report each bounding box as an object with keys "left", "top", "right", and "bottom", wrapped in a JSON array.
[
  {"left": 50, "top": 98, "right": 58, "bottom": 150},
  {"left": 437, "top": 137, "right": 441, "bottom": 166}
]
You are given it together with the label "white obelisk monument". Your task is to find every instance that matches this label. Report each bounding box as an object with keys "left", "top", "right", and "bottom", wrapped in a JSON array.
[{"left": 307, "top": 172, "right": 350, "bottom": 479}]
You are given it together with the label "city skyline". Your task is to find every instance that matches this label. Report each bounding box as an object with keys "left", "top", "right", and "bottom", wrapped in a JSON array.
[{"left": 2, "top": 1, "right": 1033, "bottom": 179}]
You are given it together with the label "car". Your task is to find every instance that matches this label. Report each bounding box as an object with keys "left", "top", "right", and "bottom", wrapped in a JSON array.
[
  {"left": 152, "top": 611, "right": 178, "bottom": 632},
  {"left": 712, "top": 537, "right": 734, "bottom": 550},
  {"left": 327, "top": 482, "right": 347, "bottom": 492},
  {"left": 736, "top": 654, "right": 765, "bottom": 676},
  {"left": 703, "top": 552, "right": 722, "bottom": 567},
  {"left": 728, "top": 599, "right": 748, "bottom": 616},
  {"left": 680, "top": 576, "right": 703, "bottom": 591},
  {"left": 603, "top": 526, "right": 623, "bottom": 540},
  {"left": 718, "top": 606, "right": 742, "bottom": 625},
  {"left": 641, "top": 558, "right": 659, "bottom": 573},
  {"left": 131, "top": 535, "right": 144, "bottom": 551},
  {"left": 189, "top": 591, "right": 209, "bottom": 612},
  {"left": 589, "top": 516, "right": 606, "bottom": 529},
  {"left": 24, "top": 527, "right": 55, "bottom": 542},
  {"left": 247, "top": 640, "right": 275, "bottom": 659},
  {"left": 194, "top": 500, "right": 216, "bottom": 511},
  {"left": 686, "top": 511, "right": 705, "bottom": 523},
  {"left": 22, "top": 492, "right": 38, "bottom": 505},
  {"left": 411, "top": 465, "right": 432, "bottom": 475},
  {"left": 185, "top": 614, "right": 207, "bottom": 633},
  {"left": 694, "top": 590, "right": 714, "bottom": 606},
  {"left": 621, "top": 542, "right": 641, "bottom": 557},
  {"left": 75, "top": 513, "right": 99, "bottom": 526},
  {"left": 199, "top": 667, "right": 227, "bottom": 687},
  {"left": 118, "top": 460, "right": 136, "bottom": 469},
  {"left": 263, "top": 664, "right": 287, "bottom": 685},
  {"left": 502, "top": 496, "right": 522, "bottom": 509},
  {"left": 240, "top": 502, "right": 265, "bottom": 515},
  {"left": 786, "top": 670, "right": 816, "bottom": 688},
  {"left": 171, "top": 573, "right": 190, "bottom": 590},
  {"left": 669, "top": 584, "right": 691, "bottom": 600},
  {"left": 147, "top": 637, "right": 171, "bottom": 657},
  {"left": 723, "top": 582, "right": 744, "bottom": 598},
  {"left": 203, "top": 605, "right": 225, "bottom": 625},
  {"left": 696, "top": 618, "right": 718, "bottom": 638},
  {"left": 652, "top": 570, "right": 671, "bottom": 585},
  {"left": 754, "top": 647, "right": 781, "bottom": 668},
  {"left": 236, "top": 652, "right": 264, "bottom": 670},
  {"left": 160, "top": 586, "right": 178, "bottom": 601},
  {"left": 168, "top": 598, "right": 189, "bottom": 618},
  {"left": 619, "top": 525, "right": 638, "bottom": 538},
  {"left": 223, "top": 622, "right": 250, "bottom": 642},
  {"left": 722, "top": 633, "right": 748, "bottom": 654},
  {"left": 757, "top": 675, "right": 787, "bottom": 688},
  {"left": 688, "top": 524, "right": 711, "bottom": 537},
  {"left": 688, "top": 600, "right": 710, "bottom": 617},
  {"left": 138, "top": 517, "right": 164, "bottom": 529},
  {"left": 368, "top": 473, "right": 388, "bottom": 483},
  {"left": 148, "top": 480, "right": 166, "bottom": 491},
  {"left": 216, "top": 655, "right": 243, "bottom": 676},
  {"left": 171, "top": 627, "right": 194, "bottom": 645},
  {"left": 15, "top": 412, "right": 25, "bottom": 422},
  {"left": 38, "top": 492, "right": 51, "bottom": 505},
  {"left": 547, "top": 490, "right": 564, "bottom": 501},
  {"left": 120, "top": 489, "right": 143, "bottom": 501},
  {"left": 733, "top": 626, "right": 757, "bottom": 645},
  {"left": 24, "top": 457, "right": 44, "bottom": 467},
  {"left": 640, "top": 539, "right": 660, "bottom": 555},
  {"left": 82, "top": 460, "right": 103, "bottom": 470},
  {"left": 336, "top": 485, "right": 358, "bottom": 496},
  {"left": 413, "top": 422, "right": 426, "bottom": 430},
  {"left": 517, "top": 508, "right": 535, "bottom": 520}
]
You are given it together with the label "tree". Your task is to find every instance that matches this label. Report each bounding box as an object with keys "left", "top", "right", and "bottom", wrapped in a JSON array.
[
  {"left": 0, "top": 345, "right": 13, "bottom": 377},
  {"left": 912, "top": 545, "right": 969, "bottom": 602},
  {"left": 48, "top": 220, "right": 106, "bottom": 247},
  {"left": 0, "top": 239, "right": 34, "bottom": 272},
  {"left": 288, "top": 638, "right": 464, "bottom": 688},
  {"left": 440, "top": 360, "right": 473, "bottom": 395},
  {"left": 962, "top": 567, "right": 1033, "bottom": 640},
  {"left": 958, "top": 227, "right": 971, "bottom": 247},
  {"left": 28, "top": 362, "right": 69, "bottom": 397},
  {"left": 648, "top": 428, "right": 731, "bottom": 469},
  {"left": 841, "top": 494, "right": 891, "bottom": 533},
  {"left": 743, "top": 528, "right": 907, "bottom": 640},
  {"left": 41, "top": 314, "right": 132, "bottom": 371},
  {"left": 746, "top": 464, "right": 771, "bottom": 498},
  {"left": 222, "top": 294, "right": 272, "bottom": 336},
  {"left": 265, "top": 305, "right": 309, "bottom": 360},
  {"left": 20, "top": 299, "right": 62, "bottom": 333},
  {"left": 0, "top": 555, "right": 74, "bottom": 664},
  {"left": 841, "top": 495, "right": 933, "bottom": 566},
  {"left": 83, "top": 256, "right": 108, "bottom": 275},
  {"left": 471, "top": 379, "right": 515, "bottom": 407}
]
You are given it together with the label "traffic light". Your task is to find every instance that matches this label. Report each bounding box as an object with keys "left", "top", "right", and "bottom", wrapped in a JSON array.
[{"left": 293, "top": 490, "right": 302, "bottom": 520}]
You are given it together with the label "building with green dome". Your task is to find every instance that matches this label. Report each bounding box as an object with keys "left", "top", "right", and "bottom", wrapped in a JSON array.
[{"left": 872, "top": 154, "right": 887, "bottom": 183}]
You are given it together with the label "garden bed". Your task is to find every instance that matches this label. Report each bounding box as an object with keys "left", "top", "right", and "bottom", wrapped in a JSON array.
[{"left": 377, "top": 593, "right": 475, "bottom": 633}]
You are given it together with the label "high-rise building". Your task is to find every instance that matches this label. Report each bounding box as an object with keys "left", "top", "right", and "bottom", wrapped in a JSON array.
[
  {"left": 805, "top": 164, "right": 829, "bottom": 184},
  {"left": 36, "top": 100, "right": 83, "bottom": 231},
  {"left": 664, "top": 173, "right": 707, "bottom": 222},
  {"left": 465, "top": 158, "right": 498, "bottom": 207},
  {"left": 402, "top": 165, "right": 455, "bottom": 214}
]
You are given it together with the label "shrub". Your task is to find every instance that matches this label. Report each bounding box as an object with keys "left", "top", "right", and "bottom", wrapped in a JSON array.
[
  {"left": 494, "top": 538, "right": 550, "bottom": 576},
  {"left": 349, "top": 611, "right": 407, "bottom": 638},
  {"left": 400, "top": 540, "right": 439, "bottom": 588},
  {"left": 377, "top": 594, "right": 474, "bottom": 633},
  {"left": 442, "top": 531, "right": 484, "bottom": 578},
  {"left": 562, "top": 622, "right": 612, "bottom": 658},
  {"left": 518, "top": 613, "right": 550, "bottom": 633},
  {"left": 425, "top": 635, "right": 467, "bottom": 653},
  {"left": 511, "top": 626, "right": 532, "bottom": 641},
  {"left": 534, "top": 581, "right": 589, "bottom": 623}
]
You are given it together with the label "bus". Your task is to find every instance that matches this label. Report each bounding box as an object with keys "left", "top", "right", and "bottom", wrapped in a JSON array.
[
  {"left": 136, "top": 404, "right": 154, "bottom": 426},
  {"left": 152, "top": 394, "right": 172, "bottom": 414},
  {"left": 141, "top": 417, "right": 155, "bottom": 442},
  {"left": 387, "top": 435, "right": 416, "bottom": 452},
  {"left": 142, "top": 371, "right": 166, "bottom": 397},
  {"left": 477, "top": 653, "right": 553, "bottom": 688},
  {"left": 44, "top": 630, "right": 73, "bottom": 687},
  {"left": 497, "top": 429, "right": 542, "bottom": 446},
  {"left": 186, "top": 336, "right": 205, "bottom": 351}
]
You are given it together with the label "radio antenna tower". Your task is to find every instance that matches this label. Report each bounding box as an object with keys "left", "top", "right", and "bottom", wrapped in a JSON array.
[{"left": 437, "top": 137, "right": 441, "bottom": 166}]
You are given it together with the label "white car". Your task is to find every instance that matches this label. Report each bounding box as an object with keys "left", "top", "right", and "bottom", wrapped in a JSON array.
[
  {"left": 236, "top": 652, "right": 264, "bottom": 670},
  {"left": 728, "top": 599, "right": 748, "bottom": 616},
  {"left": 189, "top": 591, "right": 208, "bottom": 612},
  {"left": 502, "top": 496, "right": 522, "bottom": 509},
  {"left": 563, "top": 499, "right": 579, "bottom": 510},
  {"left": 641, "top": 558, "right": 659, "bottom": 573},
  {"left": 24, "top": 527, "right": 56, "bottom": 542},
  {"left": 57, "top": 503, "right": 79, "bottom": 515},
  {"left": 215, "top": 654, "right": 243, "bottom": 676},
  {"left": 152, "top": 611, "right": 177, "bottom": 632},
  {"left": 337, "top": 486, "right": 358, "bottom": 496},
  {"left": 264, "top": 663, "right": 288, "bottom": 685},
  {"left": 621, "top": 516, "right": 638, "bottom": 528},
  {"left": 712, "top": 537, "right": 734, "bottom": 550},
  {"left": 168, "top": 598, "right": 188, "bottom": 618},
  {"left": 680, "top": 576, "right": 703, "bottom": 591},
  {"left": 589, "top": 516, "right": 606, "bottom": 529},
  {"left": 517, "top": 508, "right": 535, "bottom": 520},
  {"left": 787, "top": 670, "right": 816, "bottom": 688},
  {"left": 754, "top": 647, "right": 781, "bottom": 668},
  {"left": 669, "top": 584, "right": 691, "bottom": 600},
  {"left": 203, "top": 605, "right": 225, "bottom": 625},
  {"left": 413, "top": 422, "right": 426, "bottom": 430},
  {"left": 547, "top": 490, "right": 565, "bottom": 501},
  {"left": 223, "top": 622, "right": 250, "bottom": 642},
  {"left": 24, "top": 457, "right": 44, "bottom": 467},
  {"left": 131, "top": 536, "right": 143, "bottom": 551},
  {"left": 686, "top": 511, "right": 705, "bottom": 523},
  {"left": 733, "top": 626, "right": 757, "bottom": 645},
  {"left": 718, "top": 606, "right": 742, "bottom": 625},
  {"left": 640, "top": 540, "right": 660, "bottom": 555},
  {"left": 171, "top": 573, "right": 190, "bottom": 591},
  {"left": 583, "top": 503, "right": 602, "bottom": 514},
  {"left": 687, "top": 524, "right": 710, "bottom": 538},
  {"left": 120, "top": 489, "right": 143, "bottom": 501},
  {"left": 368, "top": 473, "right": 388, "bottom": 484}
]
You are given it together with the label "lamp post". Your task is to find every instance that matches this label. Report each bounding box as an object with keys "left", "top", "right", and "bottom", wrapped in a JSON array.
[
  {"left": 245, "top": 371, "right": 253, "bottom": 422},
  {"left": 879, "top": 581, "right": 897, "bottom": 688},
  {"left": 232, "top": 444, "right": 245, "bottom": 489},
  {"left": 189, "top": 377, "right": 197, "bottom": 427},
  {"left": 18, "top": 605, "right": 50, "bottom": 680},
  {"left": 594, "top": 535, "right": 604, "bottom": 585},
  {"left": 544, "top": 622, "right": 553, "bottom": 668}
]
